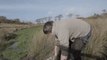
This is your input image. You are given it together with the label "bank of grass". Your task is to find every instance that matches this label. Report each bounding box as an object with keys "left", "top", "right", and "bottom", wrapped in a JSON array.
[
  {"left": 2, "top": 25, "right": 43, "bottom": 60},
  {"left": 28, "top": 17, "right": 107, "bottom": 60},
  {"left": 27, "top": 17, "right": 107, "bottom": 60},
  {"left": 2, "top": 25, "right": 54, "bottom": 60},
  {"left": 27, "top": 26, "right": 55, "bottom": 60},
  {"left": 2, "top": 17, "right": 107, "bottom": 60},
  {"left": 82, "top": 18, "right": 107, "bottom": 60}
]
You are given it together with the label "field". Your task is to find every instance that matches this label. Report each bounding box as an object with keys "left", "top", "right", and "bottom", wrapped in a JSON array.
[
  {"left": 0, "top": 24, "right": 55, "bottom": 60},
  {"left": 0, "top": 23, "right": 34, "bottom": 60},
  {"left": 82, "top": 17, "right": 107, "bottom": 60},
  {"left": 0, "top": 14, "right": 107, "bottom": 60}
]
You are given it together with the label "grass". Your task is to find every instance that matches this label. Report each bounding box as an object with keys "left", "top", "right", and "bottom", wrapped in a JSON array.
[
  {"left": 82, "top": 17, "right": 107, "bottom": 60},
  {"left": 27, "top": 17, "right": 107, "bottom": 60},
  {"left": 1, "top": 14, "right": 107, "bottom": 60},
  {"left": 2, "top": 25, "right": 42, "bottom": 60},
  {"left": 27, "top": 26, "right": 55, "bottom": 60},
  {"left": 2, "top": 25, "right": 54, "bottom": 60}
]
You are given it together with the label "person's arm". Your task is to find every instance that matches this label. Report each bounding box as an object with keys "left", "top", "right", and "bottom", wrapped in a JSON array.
[
  {"left": 53, "top": 45, "right": 61, "bottom": 60},
  {"left": 54, "top": 29, "right": 69, "bottom": 60},
  {"left": 58, "top": 30, "right": 72, "bottom": 60},
  {"left": 58, "top": 30, "right": 69, "bottom": 48},
  {"left": 53, "top": 36, "right": 61, "bottom": 60}
]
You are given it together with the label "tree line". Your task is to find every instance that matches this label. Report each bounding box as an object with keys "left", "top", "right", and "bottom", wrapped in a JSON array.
[
  {"left": 35, "top": 13, "right": 75, "bottom": 24},
  {"left": 87, "top": 9, "right": 107, "bottom": 19},
  {"left": 35, "top": 14, "right": 64, "bottom": 24},
  {"left": 35, "top": 9, "right": 107, "bottom": 24},
  {"left": 0, "top": 16, "right": 32, "bottom": 24}
]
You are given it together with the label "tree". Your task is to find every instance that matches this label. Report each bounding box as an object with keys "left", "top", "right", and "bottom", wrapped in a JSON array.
[
  {"left": 67, "top": 13, "right": 72, "bottom": 18},
  {"left": 0, "top": 16, "right": 7, "bottom": 23},
  {"left": 55, "top": 16, "right": 57, "bottom": 21},
  {"left": 0, "top": 16, "right": 6, "bottom": 20},
  {"left": 14, "top": 18, "right": 20, "bottom": 23},
  {"left": 55, "top": 14, "right": 63, "bottom": 21},
  {"left": 102, "top": 9, "right": 107, "bottom": 13},
  {"left": 57, "top": 14, "right": 63, "bottom": 20},
  {"left": 76, "top": 14, "right": 80, "bottom": 18},
  {"left": 36, "top": 19, "right": 41, "bottom": 24},
  {"left": 48, "top": 16, "right": 52, "bottom": 21},
  {"left": 43, "top": 17, "right": 48, "bottom": 22},
  {"left": 93, "top": 13, "right": 100, "bottom": 17},
  {"left": 102, "top": 9, "right": 107, "bottom": 16}
]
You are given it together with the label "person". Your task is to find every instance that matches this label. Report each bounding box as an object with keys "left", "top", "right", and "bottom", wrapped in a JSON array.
[{"left": 43, "top": 19, "right": 91, "bottom": 60}]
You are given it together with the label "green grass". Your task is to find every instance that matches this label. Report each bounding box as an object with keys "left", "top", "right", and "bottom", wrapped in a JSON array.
[
  {"left": 2, "top": 18, "right": 107, "bottom": 60},
  {"left": 27, "top": 26, "right": 55, "bottom": 60},
  {"left": 2, "top": 25, "right": 42, "bottom": 60}
]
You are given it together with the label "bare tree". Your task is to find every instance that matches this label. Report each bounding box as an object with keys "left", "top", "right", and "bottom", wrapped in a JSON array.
[
  {"left": 55, "top": 16, "right": 57, "bottom": 21},
  {"left": 67, "top": 13, "right": 72, "bottom": 18},
  {"left": 102, "top": 9, "right": 107, "bottom": 13},
  {"left": 14, "top": 18, "right": 20, "bottom": 23},
  {"left": 76, "top": 14, "right": 80, "bottom": 18},
  {"left": 55, "top": 14, "right": 63, "bottom": 21},
  {"left": 57, "top": 14, "right": 63, "bottom": 20},
  {"left": 0, "top": 16, "right": 7, "bottom": 23},
  {"left": 47, "top": 16, "right": 52, "bottom": 21},
  {"left": 102, "top": 9, "right": 107, "bottom": 16},
  {"left": 41, "top": 18, "right": 44, "bottom": 23},
  {"left": 44, "top": 17, "right": 48, "bottom": 22},
  {"left": 36, "top": 19, "right": 41, "bottom": 24}
]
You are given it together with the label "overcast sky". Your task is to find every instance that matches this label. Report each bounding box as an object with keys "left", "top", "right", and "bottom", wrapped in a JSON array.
[{"left": 0, "top": 0, "right": 107, "bottom": 22}]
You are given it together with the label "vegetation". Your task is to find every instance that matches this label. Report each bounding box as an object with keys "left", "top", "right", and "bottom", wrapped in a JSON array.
[
  {"left": 0, "top": 10, "right": 107, "bottom": 60},
  {"left": 0, "top": 16, "right": 32, "bottom": 24},
  {"left": 82, "top": 15, "right": 107, "bottom": 60},
  {"left": 2, "top": 26, "right": 39, "bottom": 60},
  {"left": 0, "top": 25, "right": 54, "bottom": 60},
  {"left": 27, "top": 26, "right": 55, "bottom": 60},
  {"left": 33, "top": 12, "right": 107, "bottom": 60}
]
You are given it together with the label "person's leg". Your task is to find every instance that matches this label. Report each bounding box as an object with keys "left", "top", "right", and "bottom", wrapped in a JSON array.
[
  {"left": 67, "top": 39, "right": 73, "bottom": 60},
  {"left": 61, "top": 49, "right": 69, "bottom": 60},
  {"left": 61, "top": 54, "right": 67, "bottom": 60},
  {"left": 61, "top": 54, "right": 74, "bottom": 60},
  {"left": 61, "top": 48, "right": 74, "bottom": 60},
  {"left": 72, "top": 49, "right": 81, "bottom": 60},
  {"left": 71, "top": 38, "right": 85, "bottom": 60}
]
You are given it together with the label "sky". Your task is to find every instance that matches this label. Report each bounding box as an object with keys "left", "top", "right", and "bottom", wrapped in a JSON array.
[{"left": 0, "top": 0, "right": 107, "bottom": 22}]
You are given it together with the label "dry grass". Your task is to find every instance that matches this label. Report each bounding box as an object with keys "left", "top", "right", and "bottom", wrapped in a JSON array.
[
  {"left": 27, "top": 18, "right": 107, "bottom": 60},
  {"left": 27, "top": 26, "right": 55, "bottom": 60},
  {"left": 0, "top": 23, "right": 31, "bottom": 31},
  {"left": 0, "top": 23, "right": 33, "bottom": 60},
  {"left": 82, "top": 18, "right": 107, "bottom": 60},
  {"left": 0, "top": 23, "right": 31, "bottom": 45}
]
